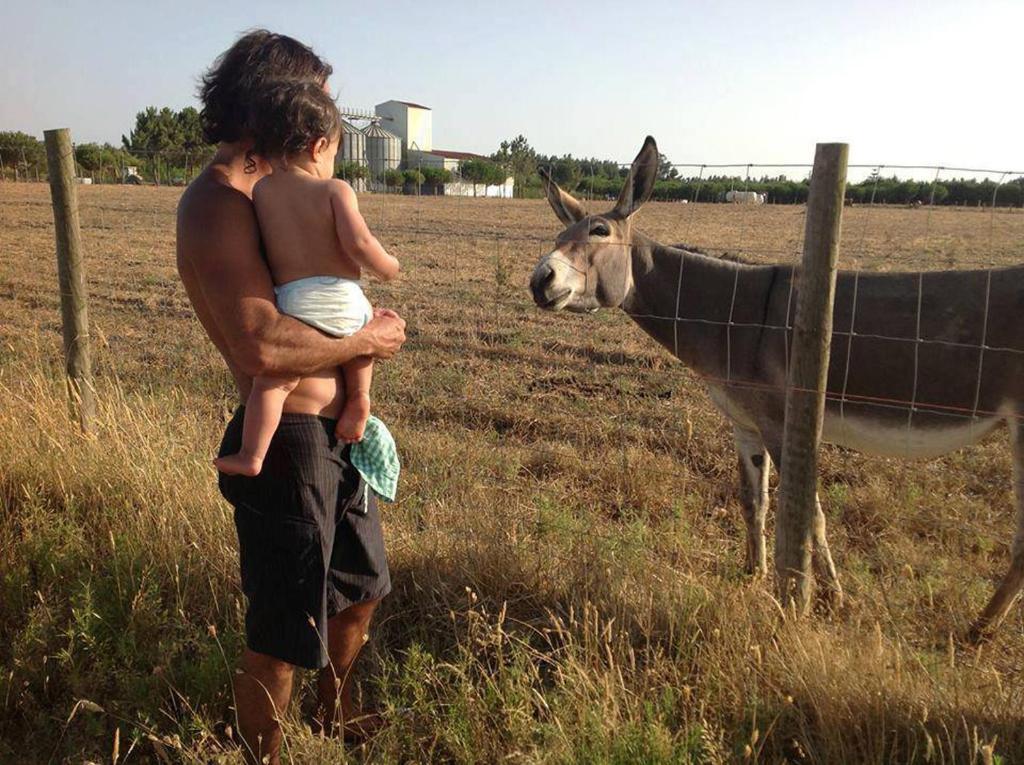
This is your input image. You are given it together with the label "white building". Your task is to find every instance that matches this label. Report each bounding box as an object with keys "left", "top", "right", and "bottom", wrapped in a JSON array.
[
  {"left": 371, "top": 99, "right": 515, "bottom": 197},
  {"left": 374, "top": 100, "right": 433, "bottom": 155}
]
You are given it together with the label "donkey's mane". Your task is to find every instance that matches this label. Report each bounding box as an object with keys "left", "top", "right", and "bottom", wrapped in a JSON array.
[{"left": 667, "top": 242, "right": 756, "bottom": 265}]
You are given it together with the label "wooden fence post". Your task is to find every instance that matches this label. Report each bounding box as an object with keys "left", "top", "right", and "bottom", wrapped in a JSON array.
[
  {"left": 775, "top": 142, "right": 848, "bottom": 612},
  {"left": 44, "top": 128, "right": 95, "bottom": 433}
]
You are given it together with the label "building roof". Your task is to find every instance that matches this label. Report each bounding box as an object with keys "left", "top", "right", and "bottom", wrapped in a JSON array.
[
  {"left": 363, "top": 122, "right": 400, "bottom": 139},
  {"left": 426, "top": 149, "right": 488, "bottom": 161},
  {"left": 382, "top": 100, "right": 432, "bottom": 111}
]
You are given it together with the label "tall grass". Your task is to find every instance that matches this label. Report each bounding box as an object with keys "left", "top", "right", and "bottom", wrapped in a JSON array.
[{"left": 1, "top": 355, "right": 1019, "bottom": 763}]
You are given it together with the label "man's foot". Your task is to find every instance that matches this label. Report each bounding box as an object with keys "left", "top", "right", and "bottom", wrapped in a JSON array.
[
  {"left": 343, "top": 712, "right": 385, "bottom": 744},
  {"left": 311, "top": 710, "right": 385, "bottom": 744},
  {"left": 335, "top": 393, "right": 370, "bottom": 444},
  {"left": 214, "top": 452, "right": 263, "bottom": 476}
]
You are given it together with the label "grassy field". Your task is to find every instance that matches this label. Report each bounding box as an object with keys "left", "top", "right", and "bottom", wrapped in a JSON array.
[{"left": 2, "top": 182, "right": 1024, "bottom": 763}]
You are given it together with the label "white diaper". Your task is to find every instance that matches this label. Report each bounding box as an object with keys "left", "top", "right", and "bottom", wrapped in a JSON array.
[{"left": 274, "top": 276, "right": 372, "bottom": 338}]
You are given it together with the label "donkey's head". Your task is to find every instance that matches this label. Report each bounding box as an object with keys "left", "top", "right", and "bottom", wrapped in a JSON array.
[{"left": 530, "top": 136, "right": 659, "bottom": 312}]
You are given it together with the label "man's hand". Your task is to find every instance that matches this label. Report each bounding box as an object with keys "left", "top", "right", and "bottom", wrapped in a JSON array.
[{"left": 360, "top": 309, "right": 406, "bottom": 360}]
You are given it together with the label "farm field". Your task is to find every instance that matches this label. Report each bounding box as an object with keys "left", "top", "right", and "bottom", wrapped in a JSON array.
[{"left": 2, "top": 181, "right": 1024, "bottom": 762}]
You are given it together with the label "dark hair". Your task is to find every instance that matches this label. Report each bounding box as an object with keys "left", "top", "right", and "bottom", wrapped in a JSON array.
[
  {"left": 199, "top": 29, "right": 333, "bottom": 145},
  {"left": 248, "top": 80, "right": 342, "bottom": 158}
]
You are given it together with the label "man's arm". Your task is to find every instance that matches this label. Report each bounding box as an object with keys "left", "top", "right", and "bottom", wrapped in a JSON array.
[
  {"left": 330, "top": 180, "right": 401, "bottom": 281},
  {"left": 177, "top": 184, "right": 405, "bottom": 378}
]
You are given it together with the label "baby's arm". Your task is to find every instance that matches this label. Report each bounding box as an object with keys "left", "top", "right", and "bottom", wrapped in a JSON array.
[{"left": 330, "top": 180, "right": 400, "bottom": 281}]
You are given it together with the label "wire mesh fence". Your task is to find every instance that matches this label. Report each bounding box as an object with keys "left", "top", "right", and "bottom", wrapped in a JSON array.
[
  {"left": 3, "top": 153, "right": 1024, "bottom": 465},
  {"left": 4, "top": 145, "right": 1024, "bottom": 627}
]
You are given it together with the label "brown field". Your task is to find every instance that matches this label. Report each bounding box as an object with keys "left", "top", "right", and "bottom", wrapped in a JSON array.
[{"left": 2, "top": 182, "right": 1024, "bottom": 762}]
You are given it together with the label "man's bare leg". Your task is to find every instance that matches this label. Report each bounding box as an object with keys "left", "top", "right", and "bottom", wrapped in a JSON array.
[
  {"left": 235, "top": 649, "right": 295, "bottom": 765},
  {"left": 315, "top": 598, "right": 381, "bottom": 739},
  {"left": 335, "top": 357, "right": 373, "bottom": 444}
]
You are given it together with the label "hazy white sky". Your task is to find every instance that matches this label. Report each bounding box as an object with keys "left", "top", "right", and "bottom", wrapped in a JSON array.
[{"left": 1, "top": 0, "right": 1022, "bottom": 177}]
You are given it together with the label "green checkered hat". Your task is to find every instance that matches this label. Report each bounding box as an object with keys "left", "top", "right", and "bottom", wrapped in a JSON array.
[{"left": 350, "top": 415, "right": 400, "bottom": 503}]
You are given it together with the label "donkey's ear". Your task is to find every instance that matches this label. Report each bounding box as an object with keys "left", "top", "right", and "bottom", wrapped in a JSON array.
[
  {"left": 613, "top": 136, "right": 659, "bottom": 219},
  {"left": 540, "top": 166, "right": 587, "bottom": 227}
]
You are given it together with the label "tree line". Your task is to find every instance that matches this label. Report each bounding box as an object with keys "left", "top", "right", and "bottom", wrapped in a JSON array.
[
  {"left": 3, "top": 114, "right": 1021, "bottom": 206},
  {"left": 0, "top": 106, "right": 214, "bottom": 184},
  {"left": 486, "top": 134, "right": 1024, "bottom": 207}
]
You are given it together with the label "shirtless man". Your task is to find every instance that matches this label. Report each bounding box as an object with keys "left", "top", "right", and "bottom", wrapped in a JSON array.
[{"left": 175, "top": 31, "right": 405, "bottom": 764}]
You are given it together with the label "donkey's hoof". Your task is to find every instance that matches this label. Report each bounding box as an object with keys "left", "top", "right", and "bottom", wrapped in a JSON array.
[{"left": 964, "top": 622, "right": 994, "bottom": 647}]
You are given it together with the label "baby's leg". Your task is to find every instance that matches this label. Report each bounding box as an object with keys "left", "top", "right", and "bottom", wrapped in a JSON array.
[
  {"left": 336, "top": 357, "right": 373, "bottom": 444},
  {"left": 215, "top": 375, "right": 300, "bottom": 476}
]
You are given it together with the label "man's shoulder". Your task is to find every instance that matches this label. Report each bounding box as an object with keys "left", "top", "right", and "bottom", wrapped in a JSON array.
[
  {"left": 178, "top": 169, "right": 255, "bottom": 230},
  {"left": 177, "top": 169, "right": 260, "bottom": 267}
]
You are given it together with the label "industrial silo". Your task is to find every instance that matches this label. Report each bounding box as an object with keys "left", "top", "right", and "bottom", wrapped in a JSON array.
[
  {"left": 338, "top": 120, "right": 367, "bottom": 190},
  {"left": 363, "top": 121, "right": 401, "bottom": 191}
]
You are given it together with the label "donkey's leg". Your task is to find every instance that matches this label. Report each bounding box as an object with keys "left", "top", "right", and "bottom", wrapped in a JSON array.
[
  {"left": 734, "top": 426, "right": 771, "bottom": 576},
  {"left": 811, "top": 494, "right": 843, "bottom": 608},
  {"left": 762, "top": 432, "right": 842, "bottom": 606},
  {"left": 967, "top": 417, "right": 1024, "bottom": 644}
]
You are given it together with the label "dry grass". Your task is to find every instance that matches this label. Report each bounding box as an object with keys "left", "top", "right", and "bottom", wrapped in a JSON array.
[{"left": 1, "top": 182, "right": 1023, "bottom": 762}]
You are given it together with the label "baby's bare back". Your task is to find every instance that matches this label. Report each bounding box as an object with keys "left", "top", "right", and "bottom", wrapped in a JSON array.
[{"left": 253, "top": 171, "right": 359, "bottom": 285}]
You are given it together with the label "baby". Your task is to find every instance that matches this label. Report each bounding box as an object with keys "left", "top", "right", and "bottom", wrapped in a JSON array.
[{"left": 215, "top": 81, "right": 400, "bottom": 477}]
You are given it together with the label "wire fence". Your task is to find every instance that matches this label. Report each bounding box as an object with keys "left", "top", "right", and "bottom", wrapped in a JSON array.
[
  {"left": 5, "top": 150, "right": 1024, "bottom": 467},
  {"left": 4, "top": 142, "right": 1024, "bottom": 618}
]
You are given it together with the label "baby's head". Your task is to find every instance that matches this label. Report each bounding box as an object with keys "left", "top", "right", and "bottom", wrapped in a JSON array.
[{"left": 250, "top": 80, "right": 342, "bottom": 175}]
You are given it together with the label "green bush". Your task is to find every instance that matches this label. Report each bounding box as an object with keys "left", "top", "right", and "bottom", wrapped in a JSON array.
[
  {"left": 403, "top": 169, "right": 426, "bottom": 186},
  {"left": 421, "top": 167, "right": 452, "bottom": 186},
  {"left": 336, "top": 161, "right": 368, "bottom": 181}
]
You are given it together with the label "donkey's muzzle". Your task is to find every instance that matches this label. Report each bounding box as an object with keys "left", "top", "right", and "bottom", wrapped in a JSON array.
[{"left": 530, "top": 263, "right": 557, "bottom": 307}]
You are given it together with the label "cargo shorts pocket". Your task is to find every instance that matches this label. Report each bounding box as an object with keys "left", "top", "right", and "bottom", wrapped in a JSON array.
[{"left": 234, "top": 508, "right": 325, "bottom": 613}]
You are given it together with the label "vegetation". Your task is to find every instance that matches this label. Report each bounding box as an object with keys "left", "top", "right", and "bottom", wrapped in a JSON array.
[
  {"left": 3, "top": 185, "right": 1024, "bottom": 761},
  {"left": 402, "top": 168, "right": 426, "bottom": 187},
  {"left": 4, "top": 115, "right": 1021, "bottom": 205},
  {"left": 420, "top": 167, "right": 452, "bottom": 187},
  {"left": 383, "top": 168, "right": 405, "bottom": 189},
  {"left": 458, "top": 158, "right": 507, "bottom": 192},
  {"left": 336, "top": 160, "right": 369, "bottom": 183},
  {"left": 492, "top": 134, "right": 1024, "bottom": 207},
  {"left": 0, "top": 131, "right": 47, "bottom": 180}
]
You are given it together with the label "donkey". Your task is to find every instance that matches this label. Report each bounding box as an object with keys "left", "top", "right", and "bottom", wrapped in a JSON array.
[{"left": 529, "top": 136, "right": 1024, "bottom": 642}]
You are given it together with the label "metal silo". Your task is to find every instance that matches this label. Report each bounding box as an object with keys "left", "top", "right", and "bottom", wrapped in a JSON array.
[
  {"left": 340, "top": 120, "right": 366, "bottom": 162},
  {"left": 338, "top": 120, "right": 367, "bottom": 190},
  {"left": 364, "top": 121, "right": 401, "bottom": 190}
]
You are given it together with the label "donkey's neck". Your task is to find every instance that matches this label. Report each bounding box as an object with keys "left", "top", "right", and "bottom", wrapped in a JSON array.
[{"left": 621, "top": 235, "right": 748, "bottom": 380}]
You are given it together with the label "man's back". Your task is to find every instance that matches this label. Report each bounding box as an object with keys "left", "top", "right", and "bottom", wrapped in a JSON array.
[
  {"left": 176, "top": 160, "right": 346, "bottom": 417},
  {"left": 177, "top": 167, "right": 259, "bottom": 394}
]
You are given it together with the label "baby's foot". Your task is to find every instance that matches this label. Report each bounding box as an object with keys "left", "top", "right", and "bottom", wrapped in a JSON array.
[
  {"left": 214, "top": 452, "right": 263, "bottom": 477},
  {"left": 336, "top": 393, "right": 371, "bottom": 444}
]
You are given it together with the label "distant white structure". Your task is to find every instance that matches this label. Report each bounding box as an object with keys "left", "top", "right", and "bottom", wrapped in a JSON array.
[
  {"left": 345, "top": 98, "right": 515, "bottom": 197},
  {"left": 375, "top": 100, "right": 432, "bottom": 155},
  {"left": 443, "top": 176, "right": 516, "bottom": 198},
  {"left": 725, "top": 190, "right": 765, "bottom": 204}
]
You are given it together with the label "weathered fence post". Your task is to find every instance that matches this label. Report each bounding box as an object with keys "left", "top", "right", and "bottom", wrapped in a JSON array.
[
  {"left": 44, "top": 128, "right": 95, "bottom": 433},
  {"left": 775, "top": 142, "right": 848, "bottom": 612}
]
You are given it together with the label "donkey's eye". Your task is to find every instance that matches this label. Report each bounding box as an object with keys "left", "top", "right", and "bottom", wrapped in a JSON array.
[{"left": 589, "top": 223, "right": 610, "bottom": 238}]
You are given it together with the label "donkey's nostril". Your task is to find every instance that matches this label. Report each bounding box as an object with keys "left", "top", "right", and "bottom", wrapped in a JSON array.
[{"left": 542, "top": 268, "right": 556, "bottom": 285}]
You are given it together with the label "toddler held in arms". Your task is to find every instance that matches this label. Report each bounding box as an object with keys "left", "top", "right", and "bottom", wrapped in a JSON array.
[{"left": 215, "top": 81, "right": 400, "bottom": 477}]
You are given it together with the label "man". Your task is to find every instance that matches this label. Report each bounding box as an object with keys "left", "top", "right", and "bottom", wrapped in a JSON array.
[{"left": 176, "top": 31, "right": 405, "bottom": 763}]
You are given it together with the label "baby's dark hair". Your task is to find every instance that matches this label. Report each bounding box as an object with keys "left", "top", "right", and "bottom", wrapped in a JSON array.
[
  {"left": 249, "top": 80, "right": 342, "bottom": 158},
  {"left": 199, "top": 29, "right": 332, "bottom": 145}
]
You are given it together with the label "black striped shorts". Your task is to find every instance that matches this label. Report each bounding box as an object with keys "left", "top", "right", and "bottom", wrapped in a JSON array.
[{"left": 217, "top": 406, "right": 391, "bottom": 669}]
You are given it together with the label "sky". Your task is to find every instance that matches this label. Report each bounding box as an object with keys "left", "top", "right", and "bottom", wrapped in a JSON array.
[{"left": 1, "top": 0, "right": 1022, "bottom": 179}]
